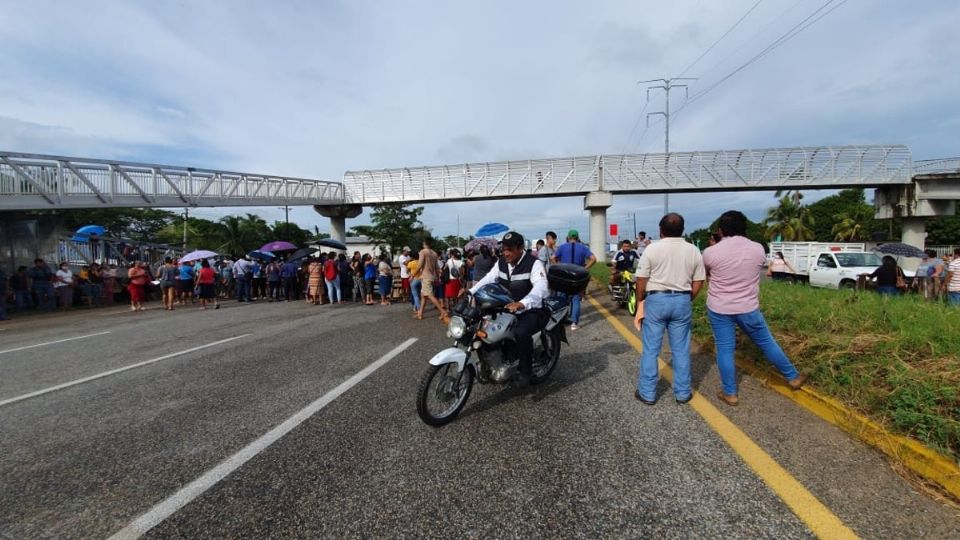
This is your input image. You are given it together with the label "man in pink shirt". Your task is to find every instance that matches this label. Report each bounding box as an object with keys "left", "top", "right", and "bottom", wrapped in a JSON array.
[{"left": 702, "top": 211, "right": 808, "bottom": 406}]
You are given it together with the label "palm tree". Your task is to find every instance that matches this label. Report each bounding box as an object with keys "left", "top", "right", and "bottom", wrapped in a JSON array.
[
  {"left": 218, "top": 215, "right": 250, "bottom": 256},
  {"left": 765, "top": 195, "right": 815, "bottom": 241},
  {"left": 831, "top": 207, "right": 873, "bottom": 241}
]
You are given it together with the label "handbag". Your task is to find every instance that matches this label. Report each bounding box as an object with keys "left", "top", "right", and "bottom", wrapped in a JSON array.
[{"left": 895, "top": 268, "right": 907, "bottom": 290}]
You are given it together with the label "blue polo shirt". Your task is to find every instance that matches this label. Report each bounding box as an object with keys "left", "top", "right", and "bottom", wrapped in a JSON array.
[{"left": 553, "top": 241, "right": 593, "bottom": 266}]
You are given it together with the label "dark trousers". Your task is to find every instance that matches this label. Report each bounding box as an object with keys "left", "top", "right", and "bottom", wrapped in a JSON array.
[
  {"left": 511, "top": 309, "right": 549, "bottom": 376},
  {"left": 268, "top": 280, "right": 281, "bottom": 300},
  {"left": 282, "top": 277, "right": 296, "bottom": 300}
]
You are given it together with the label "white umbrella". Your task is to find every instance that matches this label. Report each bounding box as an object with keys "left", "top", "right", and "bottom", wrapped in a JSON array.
[{"left": 180, "top": 249, "right": 218, "bottom": 263}]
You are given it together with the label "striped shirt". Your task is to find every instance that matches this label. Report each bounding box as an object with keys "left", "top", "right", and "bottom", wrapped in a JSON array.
[{"left": 948, "top": 259, "right": 960, "bottom": 292}]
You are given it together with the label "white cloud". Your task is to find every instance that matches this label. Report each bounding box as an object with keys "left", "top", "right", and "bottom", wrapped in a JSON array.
[{"left": 1, "top": 0, "right": 956, "bottom": 239}]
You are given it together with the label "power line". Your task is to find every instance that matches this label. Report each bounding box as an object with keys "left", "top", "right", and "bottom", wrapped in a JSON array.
[
  {"left": 676, "top": 0, "right": 766, "bottom": 78},
  {"left": 676, "top": 0, "right": 849, "bottom": 115}
]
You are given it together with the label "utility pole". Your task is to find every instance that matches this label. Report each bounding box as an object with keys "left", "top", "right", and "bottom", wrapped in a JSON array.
[
  {"left": 640, "top": 77, "right": 696, "bottom": 215},
  {"left": 182, "top": 208, "right": 189, "bottom": 251}
]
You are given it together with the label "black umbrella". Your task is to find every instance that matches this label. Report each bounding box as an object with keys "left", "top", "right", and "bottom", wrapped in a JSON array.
[
  {"left": 873, "top": 242, "right": 926, "bottom": 258},
  {"left": 287, "top": 247, "right": 317, "bottom": 262},
  {"left": 316, "top": 238, "right": 347, "bottom": 251}
]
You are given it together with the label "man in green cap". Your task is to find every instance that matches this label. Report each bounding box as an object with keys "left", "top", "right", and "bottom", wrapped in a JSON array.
[{"left": 551, "top": 229, "right": 596, "bottom": 330}]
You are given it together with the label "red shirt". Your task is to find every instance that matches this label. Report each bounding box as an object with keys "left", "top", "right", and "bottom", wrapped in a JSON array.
[{"left": 198, "top": 267, "right": 216, "bottom": 285}]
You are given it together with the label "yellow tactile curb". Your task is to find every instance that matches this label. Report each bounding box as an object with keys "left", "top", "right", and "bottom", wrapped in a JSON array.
[
  {"left": 586, "top": 281, "right": 960, "bottom": 501},
  {"left": 726, "top": 353, "right": 960, "bottom": 501}
]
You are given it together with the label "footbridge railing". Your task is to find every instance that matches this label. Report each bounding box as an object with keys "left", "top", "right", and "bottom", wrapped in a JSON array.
[
  {"left": 0, "top": 152, "right": 343, "bottom": 209},
  {"left": 342, "top": 145, "right": 913, "bottom": 204}
]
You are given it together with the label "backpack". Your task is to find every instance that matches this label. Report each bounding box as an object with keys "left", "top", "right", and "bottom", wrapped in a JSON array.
[{"left": 324, "top": 260, "right": 337, "bottom": 281}]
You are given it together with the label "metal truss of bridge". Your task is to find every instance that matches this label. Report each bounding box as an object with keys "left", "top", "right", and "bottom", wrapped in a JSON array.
[
  {"left": 341, "top": 144, "right": 913, "bottom": 205},
  {"left": 0, "top": 152, "right": 343, "bottom": 210}
]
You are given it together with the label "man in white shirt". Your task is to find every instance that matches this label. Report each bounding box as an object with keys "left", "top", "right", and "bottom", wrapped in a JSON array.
[
  {"left": 398, "top": 246, "right": 412, "bottom": 303},
  {"left": 633, "top": 214, "right": 705, "bottom": 405},
  {"left": 468, "top": 231, "right": 549, "bottom": 386}
]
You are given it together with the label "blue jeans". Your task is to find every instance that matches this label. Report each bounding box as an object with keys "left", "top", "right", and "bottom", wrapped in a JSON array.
[
  {"left": 32, "top": 282, "right": 55, "bottom": 310},
  {"left": 557, "top": 292, "right": 582, "bottom": 323},
  {"left": 876, "top": 285, "right": 900, "bottom": 296},
  {"left": 88, "top": 283, "right": 103, "bottom": 306},
  {"left": 637, "top": 293, "right": 693, "bottom": 401},
  {"left": 325, "top": 278, "right": 341, "bottom": 303},
  {"left": 949, "top": 292, "right": 960, "bottom": 306},
  {"left": 14, "top": 290, "right": 31, "bottom": 311},
  {"left": 410, "top": 279, "right": 422, "bottom": 311},
  {"left": 707, "top": 308, "right": 799, "bottom": 396},
  {"left": 236, "top": 275, "right": 251, "bottom": 301}
]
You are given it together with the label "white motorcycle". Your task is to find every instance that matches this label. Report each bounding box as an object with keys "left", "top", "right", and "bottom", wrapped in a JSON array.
[{"left": 416, "top": 264, "right": 588, "bottom": 426}]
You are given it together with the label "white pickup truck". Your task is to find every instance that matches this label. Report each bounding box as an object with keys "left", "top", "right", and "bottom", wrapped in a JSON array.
[{"left": 768, "top": 242, "right": 886, "bottom": 289}]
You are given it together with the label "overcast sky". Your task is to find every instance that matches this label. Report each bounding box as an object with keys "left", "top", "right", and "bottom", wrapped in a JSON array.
[{"left": 1, "top": 0, "right": 957, "bottom": 242}]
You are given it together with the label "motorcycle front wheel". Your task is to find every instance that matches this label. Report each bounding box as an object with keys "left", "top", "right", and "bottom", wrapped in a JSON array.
[
  {"left": 626, "top": 287, "right": 638, "bottom": 316},
  {"left": 416, "top": 363, "right": 474, "bottom": 426}
]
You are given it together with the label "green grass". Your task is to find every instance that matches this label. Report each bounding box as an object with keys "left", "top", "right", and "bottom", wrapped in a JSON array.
[{"left": 692, "top": 282, "right": 960, "bottom": 460}]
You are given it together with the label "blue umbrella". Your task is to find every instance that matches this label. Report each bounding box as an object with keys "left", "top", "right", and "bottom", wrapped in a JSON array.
[
  {"left": 76, "top": 224, "right": 105, "bottom": 236},
  {"left": 475, "top": 222, "right": 509, "bottom": 237},
  {"left": 247, "top": 250, "right": 276, "bottom": 261}
]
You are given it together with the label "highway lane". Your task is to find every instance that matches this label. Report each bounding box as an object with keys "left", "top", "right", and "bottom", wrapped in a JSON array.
[{"left": 0, "top": 297, "right": 957, "bottom": 538}]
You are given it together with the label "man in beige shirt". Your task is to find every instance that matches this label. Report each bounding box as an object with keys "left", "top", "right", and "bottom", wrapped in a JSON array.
[
  {"left": 416, "top": 237, "right": 448, "bottom": 322},
  {"left": 632, "top": 213, "right": 705, "bottom": 405}
]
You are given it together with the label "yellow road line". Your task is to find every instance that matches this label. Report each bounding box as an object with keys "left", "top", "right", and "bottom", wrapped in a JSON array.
[
  {"left": 732, "top": 355, "right": 960, "bottom": 500},
  {"left": 587, "top": 295, "right": 858, "bottom": 540}
]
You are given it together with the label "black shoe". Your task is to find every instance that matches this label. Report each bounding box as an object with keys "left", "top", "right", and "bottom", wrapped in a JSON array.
[
  {"left": 515, "top": 373, "right": 531, "bottom": 388},
  {"left": 634, "top": 390, "right": 656, "bottom": 405},
  {"left": 675, "top": 394, "right": 693, "bottom": 404}
]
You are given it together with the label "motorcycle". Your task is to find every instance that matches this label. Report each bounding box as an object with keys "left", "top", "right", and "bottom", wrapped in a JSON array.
[
  {"left": 416, "top": 283, "right": 570, "bottom": 426},
  {"left": 608, "top": 267, "right": 639, "bottom": 316}
]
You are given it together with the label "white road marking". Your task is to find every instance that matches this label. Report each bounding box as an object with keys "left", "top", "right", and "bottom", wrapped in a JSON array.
[
  {"left": 0, "top": 335, "right": 251, "bottom": 407},
  {"left": 0, "top": 331, "right": 112, "bottom": 355},
  {"left": 108, "top": 337, "right": 418, "bottom": 540}
]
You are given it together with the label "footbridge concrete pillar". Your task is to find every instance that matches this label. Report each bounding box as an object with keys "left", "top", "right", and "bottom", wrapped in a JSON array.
[
  {"left": 584, "top": 191, "right": 612, "bottom": 262},
  {"left": 314, "top": 204, "right": 363, "bottom": 242}
]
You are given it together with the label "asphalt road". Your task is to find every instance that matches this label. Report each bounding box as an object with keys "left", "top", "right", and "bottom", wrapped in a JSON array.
[{"left": 0, "top": 295, "right": 957, "bottom": 539}]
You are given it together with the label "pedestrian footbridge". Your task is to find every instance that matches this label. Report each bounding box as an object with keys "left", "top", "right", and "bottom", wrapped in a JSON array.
[
  {"left": 2, "top": 145, "right": 958, "bottom": 257},
  {"left": 0, "top": 152, "right": 344, "bottom": 210},
  {"left": 341, "top": 145, "right": 915, "bottom": 204}
]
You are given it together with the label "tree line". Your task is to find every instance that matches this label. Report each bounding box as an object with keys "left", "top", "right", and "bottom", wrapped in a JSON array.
[{"left": 687, "top": 188, "right": 960, "bottom": 247}]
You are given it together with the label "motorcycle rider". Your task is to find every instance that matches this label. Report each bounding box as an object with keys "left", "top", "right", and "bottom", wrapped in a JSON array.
[
  {"left": 611, "top": 239, "right": 640, "bottom": 288},
  {"left": 464, "top": 231, "right": 549, "bottom": 387}
]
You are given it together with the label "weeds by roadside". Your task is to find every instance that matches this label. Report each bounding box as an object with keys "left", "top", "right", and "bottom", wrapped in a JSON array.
[{"left": 692, "top": 282, "right": 960, "bottom": 461}]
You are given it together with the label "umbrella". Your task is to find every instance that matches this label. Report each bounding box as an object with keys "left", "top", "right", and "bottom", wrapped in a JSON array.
[
  {"left": 76, "top": 224, "right": 105, "bottom": 236},
  {"left": 247, "top": 250, "right": 276, "bottom": 261},
  {"left": 873, "top": 243, "right": 926, "bottom": 258},
  {"left": 287, "top": 247, "right": 317, "bottom": 262},
  {"left": 180, "top": 249, "right": 219, "bottom": 263},
  {"left": 261, "top": 240, "right": 298, "bottom": 252},
  {"left": 316, "top": 238, "right": 347, "bottom": 251},
  {"left": 475, "top": 222, "right": 509, "bottom": 237},
  {"left": 465, "top": 237, "right": 498, "bottom": 252}
]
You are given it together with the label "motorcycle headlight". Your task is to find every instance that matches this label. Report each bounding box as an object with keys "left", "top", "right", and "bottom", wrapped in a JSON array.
[{"left": 448, "top": 316, "right": 467, "bottom": 339}]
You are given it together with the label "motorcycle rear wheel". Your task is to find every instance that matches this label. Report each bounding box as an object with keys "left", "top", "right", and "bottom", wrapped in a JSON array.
[
  {"left": 416, "top": 363, "right": 473, "bottom": 426},
  {"left": 531, "top": 328, "right": 561, "bottom": 384}
]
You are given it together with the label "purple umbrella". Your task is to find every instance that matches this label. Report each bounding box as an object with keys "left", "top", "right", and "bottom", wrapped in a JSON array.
[{"left": 260, "top": 241, "right": 298, "bottom": 252}]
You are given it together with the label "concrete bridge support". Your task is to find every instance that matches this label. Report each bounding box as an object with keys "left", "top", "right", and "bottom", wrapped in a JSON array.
[
  {"left": 314, "top": 205, "right": 363, "bottom": 242},
  {"left": 584, "top": 191, "right": 612, "bottom": 262},
  {"left": 874, "top": 184, "right": 956, "bottom": 249}
]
